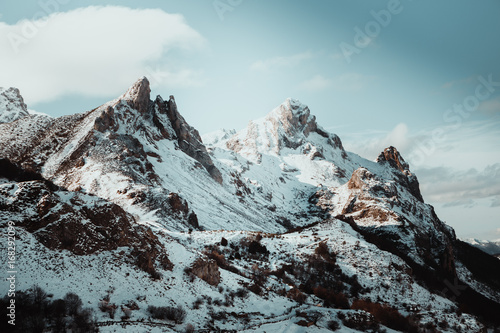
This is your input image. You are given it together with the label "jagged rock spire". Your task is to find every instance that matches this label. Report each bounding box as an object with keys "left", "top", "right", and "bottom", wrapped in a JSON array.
[
  {"left": 122, "top": 76, "right": 151, "bottom": 114},
  {"left": 377, "top": 146, "right": 423, "bottom": 202},
  {"left": 376, "top": 146, "right": 410, "bottom": 174}
]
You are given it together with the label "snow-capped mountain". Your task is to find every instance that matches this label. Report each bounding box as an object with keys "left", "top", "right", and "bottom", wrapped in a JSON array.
[
  {"left": 1, "top": 78, "right": 499, "bottom": 332},
  {"left": 465, "top": 239, "right": 500, "bottom": 259},
  {"left": 0, "top": 87, "right": 29, "bottom": 123}
]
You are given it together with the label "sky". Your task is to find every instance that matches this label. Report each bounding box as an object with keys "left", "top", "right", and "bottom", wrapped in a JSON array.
[{"left": 0, "top": 0, "right": 499, "bottom": 240}]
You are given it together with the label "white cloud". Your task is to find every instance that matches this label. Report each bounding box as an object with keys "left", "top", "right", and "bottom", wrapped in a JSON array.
[
  {"left": 343, "top": 118, "right": 500, "bottom": 171},
  {"left": 250, "top": 52, "right": 313, "bottom": 71},
  {"left": 0, "top": 6, "right": 206, "bottom": 104},
  {"left": 145, "top": 67, "right": 206, "bottom": 89},
  {"left": 342, "top": 123, "right": 412, "bottom": 160},
  {"left": 341, "top": 118, "right": 500, "bottom": 206},
  {"left": 298, "top": 74, "right": 332, "bottom": 92},
  {"left": 416, "top": 164, "right": 500, "bottom": 206}
]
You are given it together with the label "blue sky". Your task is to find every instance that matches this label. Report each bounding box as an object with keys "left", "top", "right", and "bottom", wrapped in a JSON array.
[{"left": 1, "top": 0, "right": 499, "bottom": 240}]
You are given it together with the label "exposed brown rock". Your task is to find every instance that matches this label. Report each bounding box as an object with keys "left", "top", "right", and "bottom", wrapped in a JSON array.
[
  {"left": 191, "top": 257, "right": 221, "bottom": 286},
  {"left": 123, "top": 76, "right": 151, "bottom": 115},
  {"left": 168, "top": 192, "right": 200, "bottom": 229},
  {"left": 94, "top": 106, "right": 117, "bottom": 132},
  {"left": 0, "top": 163, "right": 172, "bottom": 276},
  {"left": 276, "top": 100, "right": 317, "bottom": 138},
  {"left": 377, "top": 146, "right": 409, "bottom": 174},
  {"left": 347, "top": 168, "right": 376, "bottom": 190}
]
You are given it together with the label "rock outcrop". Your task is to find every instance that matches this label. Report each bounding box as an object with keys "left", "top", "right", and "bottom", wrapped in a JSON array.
[
  {"left": 377, "top": 146, "right": 423, "bottom": 202},
  {"left": 191, "top": 257, "right": 221, "bottom": 286},
  {"left": 121, "top": 76, "right": 152, "bottom": 115},
  {"left": 0, "top": 159, "right": 171, "bottom": 275}
]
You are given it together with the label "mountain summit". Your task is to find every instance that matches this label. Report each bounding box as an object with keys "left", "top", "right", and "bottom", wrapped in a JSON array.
[
  {"left": 1, "top": 78, "right": 499, "bottom": 332},
  {"left": 0, "top": 87, "right": 29, "bottom": 123},
  {"left": 224, "top": 98, "right": 346, "bottom": 166},
  {"left": 121, "top": 76, "right": 152, "bottom": 114}
]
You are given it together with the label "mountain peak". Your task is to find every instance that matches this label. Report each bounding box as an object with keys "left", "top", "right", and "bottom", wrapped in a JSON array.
[
  {"left": 376, "top": 146, "right": 410, "bottom": 174},
  {"left": 267, "top": 98, "right": 317, "bottom": 137},
  {"left": 121, "top": 76, "right": 151, "bottom": 114},
  {"left": 377, "top": 146, "right": 424, "bottom": 202},
  {"left": 0, "top": 87, "right": 29, "bottom": 123}
]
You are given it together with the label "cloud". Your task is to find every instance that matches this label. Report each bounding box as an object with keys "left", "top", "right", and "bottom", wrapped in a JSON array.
[
  {"left": 145, "top": 67, "right": 206, "bottom": 89},
  {"left": 0, "top": 6, "right": 206, "bottom": 105},
  {"left": 442, "top": 199, "right": 476, "bottom": 208},
  {"left": 298, "top": 74, "right": 332, "bottom": 92},
  {"left": 342, "top": 123, "right": 413, "bottom": 160},
  {"left": 250, "top": 52, "right": 313, "bottom": 71},
  {"left": 416, "top": 164, "right": 500, "bottom": 206},
  {"left": 340, "top": 118, "right": 500, "bottom": 208},
  {"left": 345, "top": 117, "right": 500, "bottom": 170}
]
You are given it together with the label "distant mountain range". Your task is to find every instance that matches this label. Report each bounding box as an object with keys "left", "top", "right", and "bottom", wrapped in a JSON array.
[{"left": 464, "top": 239, "right": 500, "bottom": 259}]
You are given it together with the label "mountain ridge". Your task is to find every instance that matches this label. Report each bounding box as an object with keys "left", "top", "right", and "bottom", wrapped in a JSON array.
[{"left": 1, "top": 78, "right": 499, "bottom": 332}]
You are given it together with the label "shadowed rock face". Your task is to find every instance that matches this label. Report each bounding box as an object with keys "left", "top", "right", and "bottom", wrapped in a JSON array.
[
  {"left": 124, "top": 77, "right": 152, "bottom": 115},
  {"left": 337, "top": 155, "right": 457, "bottom": 279},
  {"left": 162, "top": 95, "right": 223, "bottom": 184},
  {"left": 0, "top": 160, "right": 172, "bottom": 275}
]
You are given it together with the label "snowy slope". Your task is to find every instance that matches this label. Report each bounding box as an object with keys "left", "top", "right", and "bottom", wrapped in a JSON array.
[{"left": 1, "top": 216, "right": 485, "bottom": 332}]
